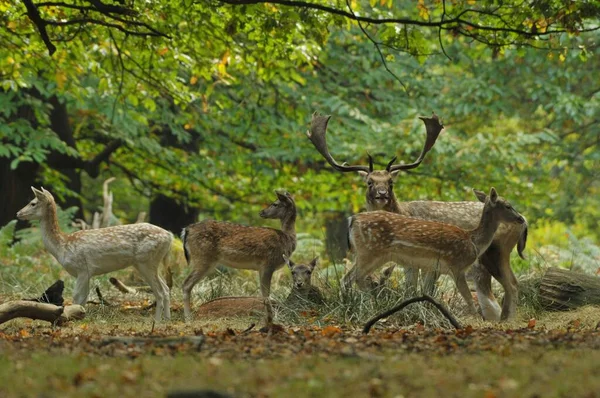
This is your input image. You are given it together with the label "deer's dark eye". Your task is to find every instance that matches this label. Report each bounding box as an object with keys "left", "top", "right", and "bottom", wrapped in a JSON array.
[
  {"left": 367, "top": 180, "right": 374, "bottom": 186},
  {"left": 31, "top": 203, "right": 36, "bottom": 207}
]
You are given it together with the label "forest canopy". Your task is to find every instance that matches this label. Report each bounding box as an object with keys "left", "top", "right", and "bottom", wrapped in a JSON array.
[{"left": 1, "top": 0, "right": 599, "bottom": 257}]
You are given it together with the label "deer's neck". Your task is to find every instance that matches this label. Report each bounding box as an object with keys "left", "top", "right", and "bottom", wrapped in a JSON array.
[
  {"left": 470, "top": 205, "right": 501, "bottom": 255},
  {"left": 39, "top": 204, "right": 66, "bottom": 261},
  {"left": 366, "top": 195, "right": 403, "bottom": 214},
  {"left": 280, "top": 212, "right": 296, "bottom": 239}
]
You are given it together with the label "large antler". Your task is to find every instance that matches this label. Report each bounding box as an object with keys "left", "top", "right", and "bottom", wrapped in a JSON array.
[
  {"left": 387, "top": 112, "right": 444, "bottom": 172},
  {"left": 307, "top": 112, "right": 372, "bottom": 173}
]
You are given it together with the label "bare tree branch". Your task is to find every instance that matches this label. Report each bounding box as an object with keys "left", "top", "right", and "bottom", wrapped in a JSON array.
[
  {"left": 217, "top": 0, "right": 600, "bottom": 40},
  {"left": 21, "top": 0, "right": 169, "bottom": 56},
  {"left": 22, "top": 0, "right": 57, "bottom": 55},
  {"left": 363, "top": 294, "right": 462, "bottom": 333}
]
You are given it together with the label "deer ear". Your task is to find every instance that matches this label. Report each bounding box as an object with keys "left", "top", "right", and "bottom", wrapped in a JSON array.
[
  {"left": 309, "top": 257, "right": 319, "bottom": 270},
  {"left": 357, "top": 171, "right": 368, "bottom": 180},
  {"left": 489, "top": 187, "right": 498, "bottom": 204},
  {"left": 40, "top": 187, "right": 54, "bottom": 201},
  {"left": 31, "top": 187, "right": 45, "bottom": 200},
  {"left": 390, "top": 170, "right": 400, "bottom": 180},
  {"left": 283, "top": 254, "right": 293, "bottom": 269},
  {"left": 382, "top": 265, "right": 395, "bottom": 278},
  {"left": 472, "top": 189, "right": 487, "bottom": 203},
  {"left": 276, "top": 190, "right": 292, "bottom": 202}
]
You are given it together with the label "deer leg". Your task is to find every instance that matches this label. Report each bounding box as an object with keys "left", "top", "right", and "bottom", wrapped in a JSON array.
[
  {"left": 135, "top": 263, "right": 166, "bottom": 322},
  {"left": 403, "top": 267, "right": 419, "bottom": 296},
  {"left": 352, "top": 257, "right": 384, "bottom": 291},
  {"left": 342, "top": 266, "right": 357, "bottom": 290},
  {"left": 182, "top": 262, "right": 215, "bottom": 321},
  {"left": 259, "top": 268, "right": 275, "bottom": 327},
  {"left": 453, "top": 270, "right": 477, "bottom": 315},
  {"left": 158, "top": 274, "right": 171, "bottom": 321},
  {"left": 472, "top": 259, "right": 501, "bottom": 321},
  {"left": 73, "top": 273, "right": 91, "bottom": 306},
  {"left": 421, "top": 269, "right": 440, "bottom": 296},
  {"left": 495, "top": 252, "right": 518, "bottom": 320}
]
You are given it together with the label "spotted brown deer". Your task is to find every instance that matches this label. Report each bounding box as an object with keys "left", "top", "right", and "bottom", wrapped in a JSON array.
[
  {"left": 345, "top": 188, "right": 525, "bottom": 315},
  {"left": 17, "top": 187, "right": 173, "bottom": 321},
  {"left": 307, "top": 113, "right": 528, "bottom": 320},
  {"left": 181, "top": 190, "right": 297, "bottom": 327}
]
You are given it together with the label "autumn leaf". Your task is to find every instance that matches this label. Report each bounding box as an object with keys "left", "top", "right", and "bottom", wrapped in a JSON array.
[
  {"left": 18, "top": 329, "right": 30, "bottom": 338},
  {"left": 321, "top": 326, "right": 342, "bottom": 337},
  {"left": 55, "top": 70, "right": 67, "bottom": 89},
  {"left": 527, "top": 318, "right": 536, "bottom": 329},
  {"left": 73, "top": 367, "right": 97, "bottom": 386},
  {"left": 417, "top": 0, "right": 429, "bottom": 19},
  {"left": 190, "top": 76, "right": 198, "bottom": 85}
]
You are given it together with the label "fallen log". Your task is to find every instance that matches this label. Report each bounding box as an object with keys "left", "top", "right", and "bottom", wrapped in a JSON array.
[
  {"left": 539, "top": 267, "right": 600, "bottom": 310},
  {"left": 0, "top": 301, "right": 85, "bottom": 325}
]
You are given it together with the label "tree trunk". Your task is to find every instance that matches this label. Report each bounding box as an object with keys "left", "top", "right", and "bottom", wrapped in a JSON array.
[
  {"left": 324, "top": 211, "right": 349, "bottom": 264},
  {"left": 47, "top": 96, "right": 84, "bottom": 219},
  {"left": 0, "top": 158, "right": 40, "bottom": 229},
  {"left": 539, "top": 267, "right": 600, "bottom": 310},
  {"left": 150, "top": 194, "right": 199, "bottom": 235}
]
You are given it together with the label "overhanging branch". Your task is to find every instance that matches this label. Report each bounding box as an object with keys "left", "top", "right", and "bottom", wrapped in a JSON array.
[
  {"left": 21, "top": 0, "right": 169, "bottom": 56},
  {"left": 217, "top": 0, "right": 600, "bottom": 40}
]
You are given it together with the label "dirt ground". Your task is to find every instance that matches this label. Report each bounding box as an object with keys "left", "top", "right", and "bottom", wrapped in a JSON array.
[{"left": 1, "top": 299, "right": 600, "bottom": 398}]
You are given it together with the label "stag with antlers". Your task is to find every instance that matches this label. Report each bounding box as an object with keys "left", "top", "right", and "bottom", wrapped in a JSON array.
[{"left": 307, "top": 113, "right": 528, "bottom": 321}]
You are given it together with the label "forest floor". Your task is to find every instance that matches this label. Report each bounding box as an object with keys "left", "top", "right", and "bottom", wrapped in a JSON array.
[{"left": 1, "top": 295, "right": 600, "bottom": 398}]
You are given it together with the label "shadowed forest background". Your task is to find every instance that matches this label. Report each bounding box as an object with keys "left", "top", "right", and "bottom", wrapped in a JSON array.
[{"left": 1, "top": 1, "right": 599, "bottom": 271}]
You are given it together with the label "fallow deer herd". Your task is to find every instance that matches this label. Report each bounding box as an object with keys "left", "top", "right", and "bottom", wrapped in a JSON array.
[{"left": 16, "top": 111, "right": 529, "bottom": 329}]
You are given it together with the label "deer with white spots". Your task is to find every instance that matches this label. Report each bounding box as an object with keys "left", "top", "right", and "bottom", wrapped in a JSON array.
[
  {"left": 181, "top": 190, "right": 297, "bottom": 328},
  {"left": 344, "top": 188, "right": 525, "bottom": 315},
  {"left": 307, "top": 113, "right": 528, "bottom": 320},
  {"left": 17, "top": 187, "right": 173, "bottom": 322}
]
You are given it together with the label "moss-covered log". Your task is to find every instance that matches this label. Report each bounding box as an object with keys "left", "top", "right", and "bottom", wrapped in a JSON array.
[{"left": 539, "top": 267, "right": 600, "bottom": 310}]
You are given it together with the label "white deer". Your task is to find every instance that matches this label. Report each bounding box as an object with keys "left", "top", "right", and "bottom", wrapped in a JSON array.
[
  {"left": 344, "top": 188, "right": 525, "bottom": 315},
  {"left": 17, "top": 187, "right": 173, "bottom": 321}
]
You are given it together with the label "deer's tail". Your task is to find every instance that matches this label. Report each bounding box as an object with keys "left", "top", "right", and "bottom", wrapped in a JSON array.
[
  {"left": 517, "top": 218, "right": 528, "bottom": 260},
  {"left": 347, "top": 215, "right": 355, "bottom": 252},
  {"left": 181, "top": 227, "right": 190, "bottom": 265}
]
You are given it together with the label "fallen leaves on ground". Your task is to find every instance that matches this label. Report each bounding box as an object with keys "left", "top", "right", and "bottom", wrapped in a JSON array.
[{"left": 1, "top": 321, "right": 599, "bottom": 360}]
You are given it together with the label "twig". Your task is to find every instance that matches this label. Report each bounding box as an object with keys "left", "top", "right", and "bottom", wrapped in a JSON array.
[
  {"left": 363, "top": 294, "right": 462, "bottom": 334},
  {"left": 242, "top": 323, "right": 256, "bottom": 334},
  {"left": 22, "top": 0, "right": 57, "bottom": 55},
  {"left": 95, "top": 286, "right": 111, "bottom": 306},
  {"left": 345, "top": 0, "right": 407, "bottom": 91}
]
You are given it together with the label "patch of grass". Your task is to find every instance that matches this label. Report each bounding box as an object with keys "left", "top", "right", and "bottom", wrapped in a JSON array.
[{"left": 1, "top": 346, "right": 599, "bottom": 398}]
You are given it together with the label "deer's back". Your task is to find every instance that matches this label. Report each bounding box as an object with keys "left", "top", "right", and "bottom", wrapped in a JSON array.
[
  {"left": 185, "top": 220, "right": 296, "bottom": 270},
  {"left": 398, "top": 200, "right": 524, "bottom": 245},
  {"left": 62, "top": 223, "right": 172, "bottom": 274},
  {"left": 350, "top": 211, "right": 476, "bottom": 269}
]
